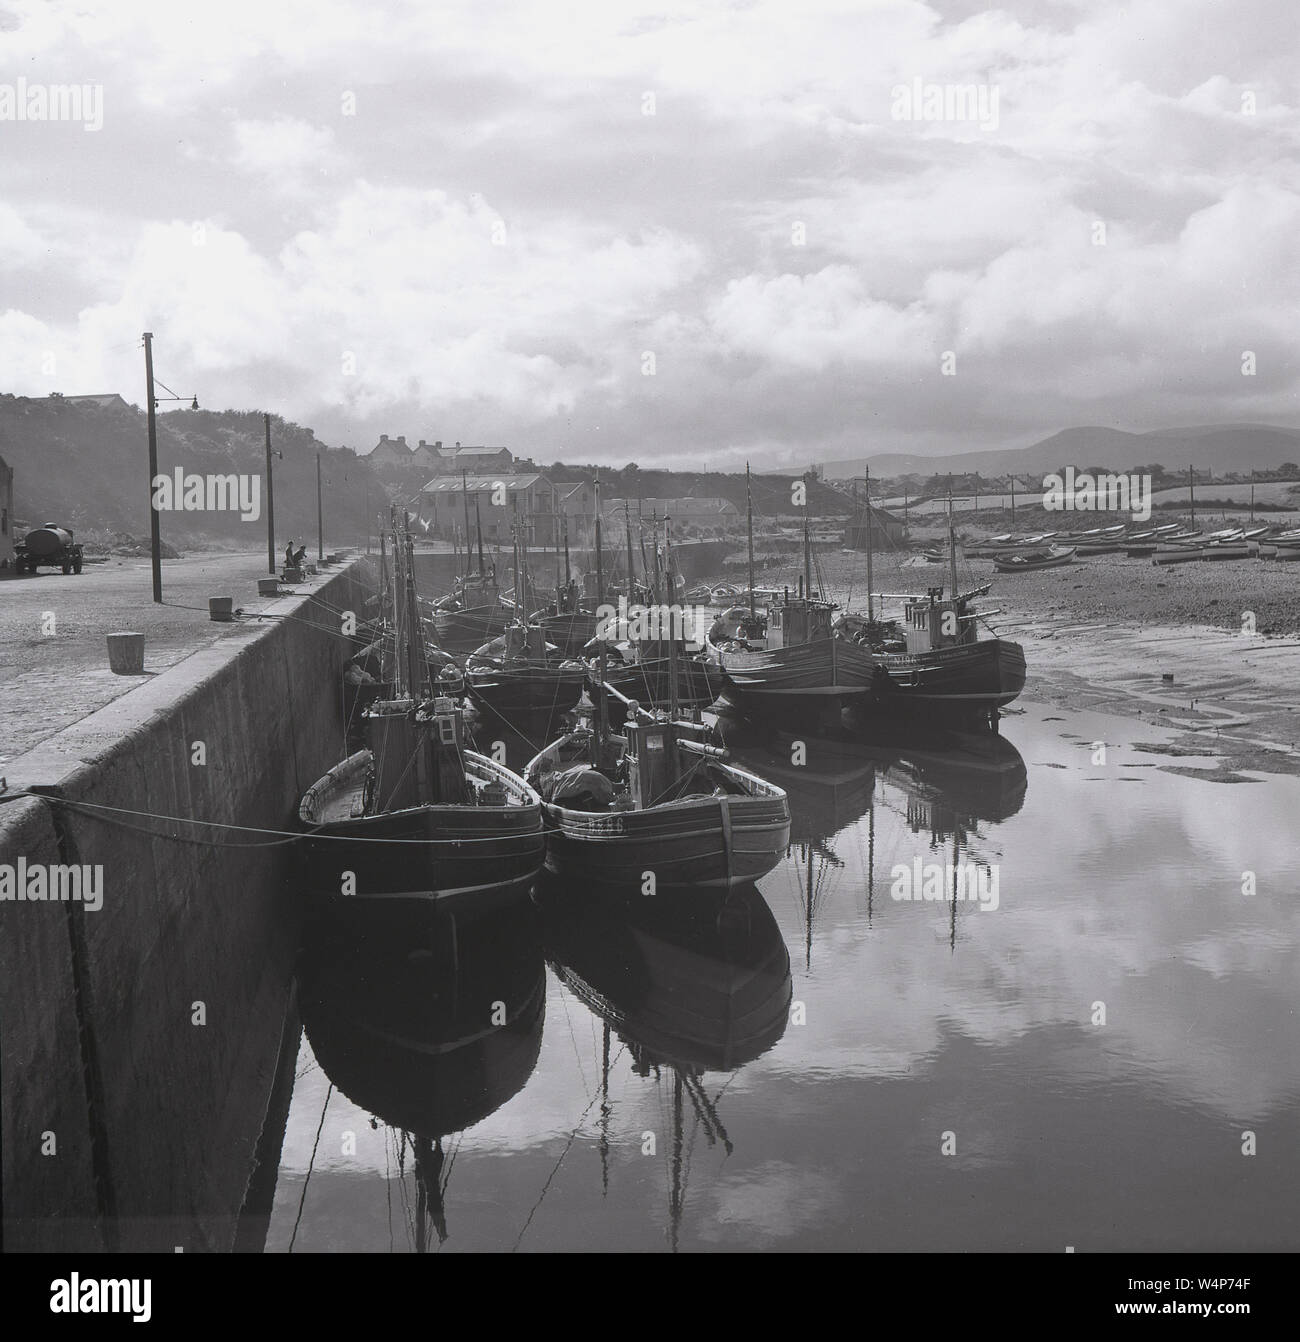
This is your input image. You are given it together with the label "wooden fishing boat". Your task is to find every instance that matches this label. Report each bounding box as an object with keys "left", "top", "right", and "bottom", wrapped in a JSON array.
[
  {"left": 534, "top": 585, "right": 605, "bottom": 655},
  {"left": 431, "top": 570, "right": 512, "bottom": 648},
  {"left": 299, "top": 512, "right": 546, "bottom": 912},
  {"left": 855, "top": 500, "right": 1025, "bottom": 724},
  {"left": 993, "top": 545, "right": 1076, "bottom": 572},
  {"left": 1153, "top": 539, "right": 1251, "bottom": 564},
  {"left": 524, "top": 717, "right": 790, "bottom": 890},
  {"left": 465, "top": 521, "right": 586, "bottom": 724},
  {"left": 588, "top": 640, "right": 724, "bottom": 723},
  {"left": 465, "top": 623, "right": 586, "bottom": 720},
  {"left": 712, "top": 617, "right": 877, "bottom": 714},
  {"left": 707, "top": 495, "right": 876, "bottom": 723}
]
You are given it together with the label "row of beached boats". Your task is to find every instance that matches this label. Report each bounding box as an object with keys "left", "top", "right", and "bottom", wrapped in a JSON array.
[{"left": 941, "top": 521, "right": 1300, "bottom": 571}]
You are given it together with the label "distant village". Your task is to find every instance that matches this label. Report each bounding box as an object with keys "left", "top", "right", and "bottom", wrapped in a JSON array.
[{"left": 361, "top": 432, "right": 898, "bottom": 551}]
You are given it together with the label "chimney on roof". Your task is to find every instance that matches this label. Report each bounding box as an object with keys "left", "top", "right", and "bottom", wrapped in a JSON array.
[
  {"left": 380, "top": 434, "right": 389, "bottom": 443},
  {"left": 455, "top": 441, "right": 461, "bottom": 449},
  {"left": 397, "top": 436, "right": 406, "bottom": 446},
  {"left": 435, "top": 441, "right": 442, "bottom": 450},
  {"left": 418, "top": 439, "right": 426, "bottom": 449}
]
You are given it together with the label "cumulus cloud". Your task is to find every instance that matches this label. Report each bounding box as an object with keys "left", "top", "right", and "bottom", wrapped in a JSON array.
[{"left": 1, "top": 0, "right": 1296, "bottom": 466}]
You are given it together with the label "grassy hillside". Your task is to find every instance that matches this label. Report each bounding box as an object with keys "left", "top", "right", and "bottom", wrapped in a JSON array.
[{"left": 0, "top": 395, "right": 381, "bottom": 548}]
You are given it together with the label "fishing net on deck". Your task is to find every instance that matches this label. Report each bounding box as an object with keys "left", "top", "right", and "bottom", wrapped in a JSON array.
[{"left": 542, "top": 766, "right": 616, "bottom": 811}]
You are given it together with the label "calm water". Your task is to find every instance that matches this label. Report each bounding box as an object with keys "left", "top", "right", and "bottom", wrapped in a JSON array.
[{"left": 266, "top": 701, "right": 1300, "bottom": 1252}]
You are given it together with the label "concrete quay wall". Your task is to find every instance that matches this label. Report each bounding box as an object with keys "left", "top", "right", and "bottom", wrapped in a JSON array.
[{"left": 0, "top": 558, "right": 377, "bottom": 1252}]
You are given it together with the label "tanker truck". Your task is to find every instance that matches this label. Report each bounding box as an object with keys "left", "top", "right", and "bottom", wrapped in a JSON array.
[{"left": 14, "top": 523, "right": 84, "bottom": 574}]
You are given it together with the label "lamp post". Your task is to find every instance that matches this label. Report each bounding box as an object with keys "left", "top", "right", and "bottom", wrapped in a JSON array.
[
  {"left": 316, "top": 450, "right": 324, "bottom": 560},
  {"left": 141, "top": 332, "right": 198, "bottom": 603},
  {"left": 264, "top": 413, "right": 281, "bottom": 575}
]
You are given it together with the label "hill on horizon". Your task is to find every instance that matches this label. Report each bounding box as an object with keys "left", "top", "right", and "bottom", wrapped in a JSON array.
[{"left": 821, "top": 424, "right": 1300, "bottom": 481}]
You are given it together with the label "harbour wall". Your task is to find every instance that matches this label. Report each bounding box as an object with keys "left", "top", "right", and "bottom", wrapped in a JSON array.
[{"left": 0, "top": 558, "right": 377, "bottom": 1252}]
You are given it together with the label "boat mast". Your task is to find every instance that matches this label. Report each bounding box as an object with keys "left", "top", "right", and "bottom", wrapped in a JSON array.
[
  {"left": 802, "top": 500, "right": 812, "bottom": 602},
  {"left": 624, "top": 501, "right": 636, "bottom": 605},
  {"left": 947, "top": 491, "right": 959, "bottom": 602},
  {"left": 388, "top": 507, "right": 405, "bottom": 697},
  {"left": 474, "top": 493, "right": 486, "bottom": 575},
  {"left": 563, "top": 513, "right": 571, "bottom": 587},
  {"left": 666, "top": 522, "right": 679, "bottom": 723},
  {"left": 864, "top": 464, "right": 873, "bottom": 623},
  {"left": 512, "top": 498, "right": 522, "bottom": 617},
  {"left": 746, "top": 463, "right": 756, "bottom": 621},
  {"left": 594, "top": 476, "right": 608, "bottom": 747},
  {"left": 461, "top": 471, "right": 472, "bottom": 577},
  {"left": 403, "top": 514, "right": 423, "bottom": 699}
]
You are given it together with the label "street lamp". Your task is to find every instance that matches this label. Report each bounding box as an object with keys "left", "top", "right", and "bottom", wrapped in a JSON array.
[{"left": 141, "top": 332, "right": 199, "bottom": 603}]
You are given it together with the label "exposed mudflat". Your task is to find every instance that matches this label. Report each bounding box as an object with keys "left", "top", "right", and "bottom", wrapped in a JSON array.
[{"left": 757, "top": 548, "right": 1300, "bottom": 777}]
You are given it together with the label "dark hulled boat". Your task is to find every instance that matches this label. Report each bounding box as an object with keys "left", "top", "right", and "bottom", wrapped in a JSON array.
[
  {"left": 298, "top": 700, "right": 546, "bottom": 913},
  {"left": 708, "top": 588, "right": 877, "bottom": 718},
  {"left": 524, "top": 714, "right": 790, "bottom": 891},
  {"left": 868, "top": 592, "right": 1027, "bottom": 716},
  {"left": 586, "top": 634, "right": 724, "bottom": 725},
  {"left": 706, "top": 476, "right": 875, "bottom": 724},
  {"left": 851, "top": 498, "right": 1026, "bottom": 724},
  {"left": 465, "top": 621, "right": 586, "bottom": 722},
  {"left": 299, "top": 511, "right": 546, "bottom": 914},
  {"left": 431, "top": 569, "right": 513, "bottom": 649}
]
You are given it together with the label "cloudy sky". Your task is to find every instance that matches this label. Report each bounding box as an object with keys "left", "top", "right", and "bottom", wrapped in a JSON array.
[{"left": 2, "top": 0, "right": 1298, "bottom": 470}]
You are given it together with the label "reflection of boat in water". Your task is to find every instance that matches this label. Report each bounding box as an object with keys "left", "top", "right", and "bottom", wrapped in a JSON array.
[
  {"left": 726, "top": 730, "right": 876, "bottom": 849},
  {"left": 542, "top": 882, "right": 792, "bottom": 1072},
  {"left": 860, "top": 725, "right": 1028, "bottom": 828},
  {"left": 299, "top": 902, "right": 546, "bottom": 1251},
  {"left": 541, "top": 882, "right": 791, "bottom": 1250}
]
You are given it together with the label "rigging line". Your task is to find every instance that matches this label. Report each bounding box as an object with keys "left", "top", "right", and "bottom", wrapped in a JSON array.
[
  {"left": 510, "top": 1043, "right": 626, "bottom": 1252},
  {"left": 386, "top": 1128, "right": 395, "bottom": 1255},
  {"left": 288, "top": 1082, "right": 333, "bottom": 1253},
  {"left": 9, "top": 791, "right": 539, "bottom": 846},
  {"left": 557, "top": 978, "right": 593, "bottom": 1103}
]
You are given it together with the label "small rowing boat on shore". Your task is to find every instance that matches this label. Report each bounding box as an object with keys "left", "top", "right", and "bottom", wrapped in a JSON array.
[{"left": 993, "top": 545, "right": 1076, "bottom": 573}]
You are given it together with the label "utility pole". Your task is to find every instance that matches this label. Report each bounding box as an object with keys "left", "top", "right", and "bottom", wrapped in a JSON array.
[
  {"left": 264, "top": 413, "right": 277, "bottom": 574},
  {"left": 316, "top": 450, "right": 324, "bottom": 560},
  {"left": 142, "top": 332, "right": 162, "bottom": 603}
]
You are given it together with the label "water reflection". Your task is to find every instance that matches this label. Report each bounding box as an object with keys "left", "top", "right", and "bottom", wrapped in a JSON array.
[
  {"left": 272, "top": 704, "right": 1300, "bottom": 1252},
  {"left": 540, "top": 881, "right": 791, "bottom": 1250},
  {"left": 298, "top": 901, "right": 544, "bottom": 1251}
]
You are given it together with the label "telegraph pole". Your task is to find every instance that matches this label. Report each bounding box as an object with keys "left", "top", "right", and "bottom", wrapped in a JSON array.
[
  {"left": 143, "top": 332, "right": 162, "bottom": 603},
  {"left": 316, "top": 450, "right": 324, "bottom": 560},
  {"left": 264, "top": 413, "right": 276, "bottom": 574}
]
